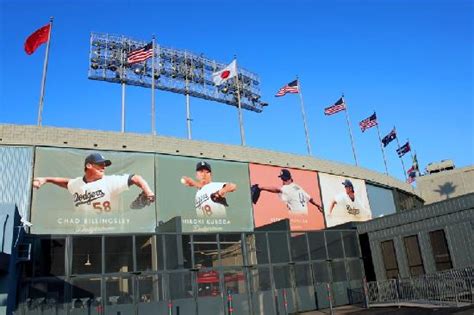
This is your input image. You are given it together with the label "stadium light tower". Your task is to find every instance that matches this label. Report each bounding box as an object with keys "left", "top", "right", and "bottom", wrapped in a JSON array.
[{"left": 88, "top": 33, "right": 268, "bottom": 138}]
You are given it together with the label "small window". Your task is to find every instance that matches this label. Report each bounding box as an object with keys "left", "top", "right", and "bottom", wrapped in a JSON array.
[
  {"left": 105, "top": 276, "right": 134, "bottom": 305},
  {"left": 136, "top": 235, "right": 155, "bottom": 272},
  {"left": 71, "top": 278, "right": 102, "bottom": 309},
  {"left": 137, "top": 275, "right": 164, "bottom": 303},
  {"left": 403, "top": 235, "right": 425, "bottom": 276},
  {"left": 246, "top": 233, "right": 269, "bottom": 265},
  {"left": 290, "top": 233, "right": 309, "bottom": 262},
  {"left": 219, "top": 234, "right": 243, "bottom": 267},
  {"left": 307, "top": 232, "right": 327, "bottom": 260},
  {"left": 193, "top": 234, "right": 219, "bottom": 268},
  {"left": 342, "top": 231, "right": 360, "bottom": 258},
  {"left": 72, "top": 237, "right": 102, "bottom": 275},
  {"left": 381, "top": 240, "right": 399, "bottom": 279},
  {"left": 33, "top": 238, "right": 65, "bottom": 277},
  {"left": 249, "top": 267, "right": 271, "bottom": 292},
  {"left": 326, "top": 231, "right": 344, "bottom": 259},
  {"left": 331, "top": 261, "right": 347, "bottom": 282},
  {"left": 429, "top": 230, "right": 453, "bottom": 271},
  {"left": 105, "top": 236, "right": 133, "bottom": 273},
  {"left": 268, "top": 232, "right": 290, "bottom": 263},
  {"left": 224, "top": 269, "right": 246, "bottom": 294}
]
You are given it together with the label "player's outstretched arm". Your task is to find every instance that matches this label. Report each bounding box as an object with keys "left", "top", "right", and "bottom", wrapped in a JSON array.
[
  {"left": 33, "top": 177, "right": 70, "bottom": 189},
  {"left": 258, "top": 185, "right": 281, "bottom": 194},
  {"left": 130, "top": 175, "right": 155, "bottom": 201},
  {"left": 218, "top": 182, "right": 237, "bottom": 197},
  {"left": 309, "top": 198, "right": 324, "bottom": 214},
  {"left": 180, "top": 176, "right": 203, "bottom": 189}
]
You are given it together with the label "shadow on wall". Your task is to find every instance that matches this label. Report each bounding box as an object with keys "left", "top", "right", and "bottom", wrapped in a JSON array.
[{"left": 434, "top": 182, "right": 457, "bottom": 199}]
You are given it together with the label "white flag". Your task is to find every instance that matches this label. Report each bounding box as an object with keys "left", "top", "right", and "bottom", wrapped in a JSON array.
[{"left": 212, "top": 60, "right": 237, "bottom": 86}]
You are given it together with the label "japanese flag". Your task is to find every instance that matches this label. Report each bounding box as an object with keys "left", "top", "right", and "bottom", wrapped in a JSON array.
[{"left": 212, "top": 60, "right": 237, "bottom": 86}]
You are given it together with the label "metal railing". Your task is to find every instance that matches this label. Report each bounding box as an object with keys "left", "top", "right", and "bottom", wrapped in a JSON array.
[{"left": 366, "top": 266, "right": 474, "bottom": 307}]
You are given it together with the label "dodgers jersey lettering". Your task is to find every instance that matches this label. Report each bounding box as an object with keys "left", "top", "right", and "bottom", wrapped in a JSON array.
[
  {"left": 195, "top": 182, "right": 226, "bottom": 217},
  {"left": 280, "top": 183, "right": 310, "bottom": 213},
  {"left": 334, "top": 193, "right": 363, "bottom": 216},
  {"left": 67, "top": 174, "right": 129, "bottom": 212}
]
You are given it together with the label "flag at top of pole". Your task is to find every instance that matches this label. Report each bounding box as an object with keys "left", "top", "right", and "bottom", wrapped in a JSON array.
[
  {"left": 359, "top": 112, "right": 378, "bottom": 132},
  {"left": 324, "top": 97, "right": 346, "bottom": 115},
  {"left": 24, "top": 23, "right": 51, "bottom": 55},
  {"left": 275, "top": 80, "right": 299, "bottom": 97},
  {"left": 25, "top": 18, "right": 54, "bottom": 127},
  {"left": 381, "top": 127, "right": 397, "bottom": 147},
  {"left": 397, "top": 141, "right": 411, "bottom": 157},
  {"left": 212, "top": 60, "right": 237, "bottom": 86}
]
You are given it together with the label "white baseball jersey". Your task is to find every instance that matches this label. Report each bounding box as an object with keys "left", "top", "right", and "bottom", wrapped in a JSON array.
[
  {"left": 67, "top": 175, "right": 130, "bottom": 212},
  {"left": 279, "top": 183, "right": 311, "bottom": 213},
  {"left": 334, "top": 192, "right": 365, "bottom": 218},
  {"left": 195, "top": 182, "right": 227, "bottom": 217}
]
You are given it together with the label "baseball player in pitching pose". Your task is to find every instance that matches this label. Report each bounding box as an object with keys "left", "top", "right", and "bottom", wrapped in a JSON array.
[
  {"left": 328, "top": 179, "right": 368, "bottom": 221},
  {"left": 33, "top": 153, "right": 155, "bottom": 213},
  {"left": 257, "top": 169, "right": 323, "bottom": 214},
  {"left": 181, "top": 161, "right": 237, "bottom": 218}
]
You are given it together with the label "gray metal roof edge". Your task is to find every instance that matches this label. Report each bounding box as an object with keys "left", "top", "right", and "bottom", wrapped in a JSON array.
[{"left": 357, "top": 192, "right": 474, "bottom": 233}]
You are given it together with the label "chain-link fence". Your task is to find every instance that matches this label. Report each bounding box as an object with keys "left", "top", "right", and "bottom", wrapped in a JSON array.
[{"left": 366, "top": 266, "right": 474, "bottom": 307}]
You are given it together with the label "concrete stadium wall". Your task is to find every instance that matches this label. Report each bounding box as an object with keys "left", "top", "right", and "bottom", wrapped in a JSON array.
[
  {"left": 416, "top": 166, "right": 474, "bottom": 204},
  {"left": 0, "top": 124, "right": 418, "bottom": 197}
]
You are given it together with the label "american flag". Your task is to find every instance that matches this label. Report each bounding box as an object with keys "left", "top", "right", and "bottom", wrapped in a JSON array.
[
  {"left": 127, "top": 42, "right": 153, "bottom": 65},
  {"left": 359, "top": 112, "right": 378, "bottom": 132},
  {"left": 324, "top": 97, "right": 346, "bottom": 115},
  {"left": 275, "top": 80, "right": 299, "bottom": 97},
  {"left": 407, "top": 169, "right": 417, "bottom": 183}
]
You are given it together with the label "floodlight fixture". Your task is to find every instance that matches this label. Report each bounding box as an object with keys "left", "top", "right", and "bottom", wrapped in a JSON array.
[{"left": 88, "top": 32, "right": 268, "bottom": 113}]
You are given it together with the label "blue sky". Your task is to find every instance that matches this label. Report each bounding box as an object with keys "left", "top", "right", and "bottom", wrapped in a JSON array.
[{"left": 1, "top": 0, "right": 472, "bottom": 182}]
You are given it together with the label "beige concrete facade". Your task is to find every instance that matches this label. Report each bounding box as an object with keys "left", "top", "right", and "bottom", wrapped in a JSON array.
[
  {"left": 416, "top": 165, "right": 474, "bottom": 204},
  {"left": 0, "top": 124, "right": 418, "bottom": 196}
]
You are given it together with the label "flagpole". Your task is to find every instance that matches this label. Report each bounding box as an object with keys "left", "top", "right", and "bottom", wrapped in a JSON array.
[
  {"left": 396, "top": 136, "right": 408, "bottom": 181},
  {"left": 413, "top": 150, "right": 420, "bottom": 176},
  {"left": 375, "top": 121, "right": 389, "bottom": 175},
  {"left": 121, "top": 37, "right": 126, "bottom": 133},
  {"left": 408, "top": 139, "right": 414, "bottom": 161},
  {"left": 234, "top": 58, "right": 246, "bottom": 146},
  {"left": 184, "top": 51, "right": 192, "bottom": 139},
  {"left": 407, "top": 138, "right": 418, "bottom": 176},
  {"left": 296, "top": 76, "right": 312, "bottom": 155},
  {"left": 37, "top": 17, "right": 53, "bottom": 127},
  {"left": 342, "top": 95, "right": 358, "bottom": 165},
  {"left": 151, "top": 35, "right": 156, "bottom": 135}
]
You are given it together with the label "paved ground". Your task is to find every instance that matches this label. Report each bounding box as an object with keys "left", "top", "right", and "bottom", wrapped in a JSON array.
[{"left": 299, "top": 304, "right": 474, "bottom": 314}]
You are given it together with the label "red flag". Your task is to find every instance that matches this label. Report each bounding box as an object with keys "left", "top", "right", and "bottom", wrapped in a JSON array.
[{"left": 24, "top": 24, "right": 51, "bottom": 55}]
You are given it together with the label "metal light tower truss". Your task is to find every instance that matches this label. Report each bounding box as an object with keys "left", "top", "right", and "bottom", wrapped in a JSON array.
[{"left": 88, "top": 33, "right": 267, "bottom": 112}]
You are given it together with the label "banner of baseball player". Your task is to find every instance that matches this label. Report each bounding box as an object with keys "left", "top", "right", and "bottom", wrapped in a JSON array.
[
  {"left": 318, "top": 173, "right": 372, "bottom": 227},
  {"left": 249, "top": 164, "right": 325, "bottom": 231},
  {"left": 155, "top": 155, "right": 254, "bottom": 233},
  {"left": 31, "top": 147, "right": 157, "bottom": 234}
]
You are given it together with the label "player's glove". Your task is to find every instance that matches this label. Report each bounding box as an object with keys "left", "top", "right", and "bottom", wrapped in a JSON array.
[
  {"left": 130, "top": 192, "right": 155, "bottom": 209},
  {"left": 251, "top": 184, "right": 261, "bottom": 204},
  {"left": 210, "top": 192, "right": 229, "bottom": 207}
]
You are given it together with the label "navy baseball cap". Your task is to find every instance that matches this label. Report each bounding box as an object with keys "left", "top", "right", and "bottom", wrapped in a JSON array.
[
  {"left": 85, "top": 153, "right": 112, "bottom": 167},
  {"left": 196, "top": 161, "right": 211, "bottom": 172},
  {"left": 342, "top": 179, "right": 353, "bottom": 188},
  {"left": 278, "top": 169, "right": 292, "bottom": 181}
]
